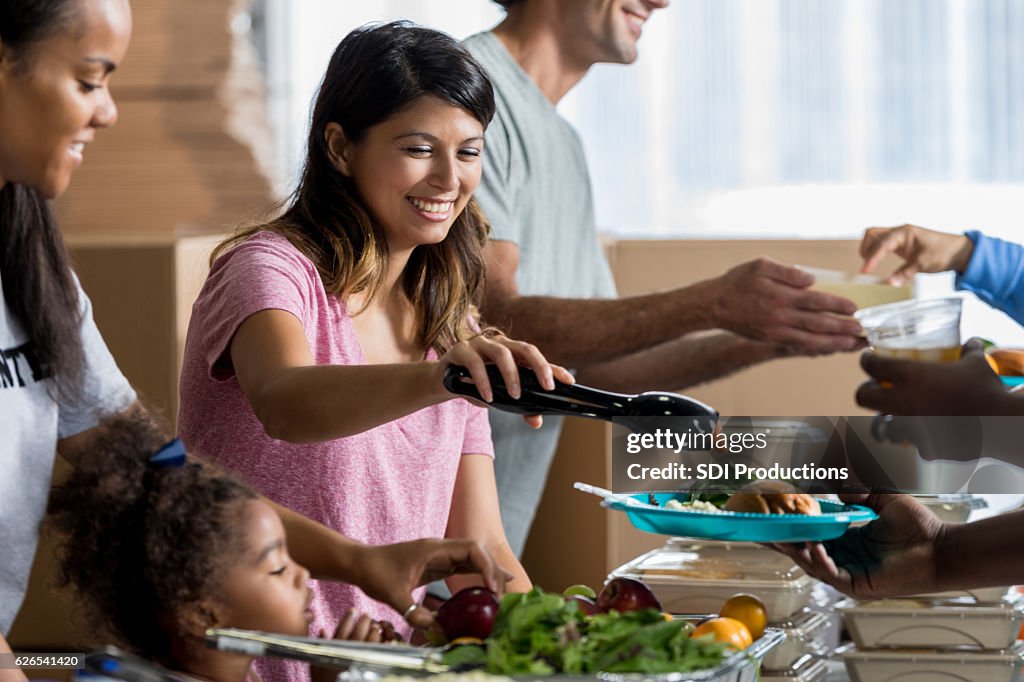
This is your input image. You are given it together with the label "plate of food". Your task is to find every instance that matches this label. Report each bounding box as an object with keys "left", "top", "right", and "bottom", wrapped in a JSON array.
[{"left": 575, "top": 481, "right": 877, "bottom": 543}]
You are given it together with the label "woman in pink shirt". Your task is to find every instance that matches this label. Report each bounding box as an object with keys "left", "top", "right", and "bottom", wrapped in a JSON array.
[{"left": 178, "top": 21, "right": 568, "bottom": 669}]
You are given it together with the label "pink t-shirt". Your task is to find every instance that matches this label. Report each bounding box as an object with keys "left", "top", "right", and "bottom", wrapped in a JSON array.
[{"left": 178, "top": 231, "right": 493, "bottom": 674}]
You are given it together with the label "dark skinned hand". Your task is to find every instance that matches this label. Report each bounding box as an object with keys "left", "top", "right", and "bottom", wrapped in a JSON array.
[
  {"left": 765, "top": 492, "right": 945, "bottom": 599},
  {"left": 856, "top": 338, "right": 1013, "bottom": 416}
]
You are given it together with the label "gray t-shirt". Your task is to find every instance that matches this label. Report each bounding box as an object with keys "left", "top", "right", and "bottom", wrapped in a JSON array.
[
  {"left": 0, "top": 272, "right": 135, "bottom": 633},
  {"left": 465, "top": 32, "right": 617, "bottom": 555}
]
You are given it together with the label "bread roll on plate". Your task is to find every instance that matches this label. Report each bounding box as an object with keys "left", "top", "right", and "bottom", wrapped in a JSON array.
[{"left": 724, "top": 480, "right": 821, "bottom": 516}]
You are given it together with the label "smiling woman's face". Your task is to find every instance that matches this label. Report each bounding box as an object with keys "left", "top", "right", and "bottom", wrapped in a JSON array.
[
  {"left": 0, "top": 0, "right": 132, "bottom": 199},
  {"left": 327, "top": 95, "right": 486, "bottom": 254}
]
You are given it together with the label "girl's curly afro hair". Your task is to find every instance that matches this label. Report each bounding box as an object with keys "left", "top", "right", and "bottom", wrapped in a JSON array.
[{"left": 49, "top": 411, "right": 257, "bottom": 664}]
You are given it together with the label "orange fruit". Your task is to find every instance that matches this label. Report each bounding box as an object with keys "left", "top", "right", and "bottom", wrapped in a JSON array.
[
  {"left": 691, "top": 617, "right": 753, "bottom": 650},
  {"left": 719, "top": 594, "right": 767, "bottom": 640},
  {"left": 449, "top": 636, "right": 485, "bottom": 646},
  {"left": 989, "top": 349, "right": 1024, "bottom": 376},
  {"left": 985, "top": 353, "right": 1000, "bottom": 374}
]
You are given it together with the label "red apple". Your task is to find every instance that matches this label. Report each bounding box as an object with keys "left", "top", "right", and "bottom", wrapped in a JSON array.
[
  {"left": 436, "top": 587, "right": 500, "bottom": 640},
  {"left": 596, "top": 577, "right": 662, "bottom": 613}
]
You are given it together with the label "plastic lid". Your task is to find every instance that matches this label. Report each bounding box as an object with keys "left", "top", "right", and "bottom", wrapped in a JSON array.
[
  {"left": 911, "top": 586, "right": 1016, "bottom": 603},
  {"left": 719, "top": 418, "right": 830, "bottom": 444},
  {"left": 771, "top": 608, "right": 830, "bottom": 638},
  {"left": 838, "top": 597, "right": 1024, "bottom": 618},
  {"left": 844, "top": 641, "right": 1024, "bottom": 663},
  {"left": 801, "top": 266, "right": 890, "bottom": 286},
  {"left": 760, "top": 655, "right": 829, "bottom": 681},
  {"left": 618, "top": 544, "right": 809, "bottom": 587}
]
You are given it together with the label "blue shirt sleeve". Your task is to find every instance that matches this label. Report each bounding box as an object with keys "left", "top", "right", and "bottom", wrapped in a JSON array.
[{"left": 956, "top": 230, "right": 1024, "bottom": 326}]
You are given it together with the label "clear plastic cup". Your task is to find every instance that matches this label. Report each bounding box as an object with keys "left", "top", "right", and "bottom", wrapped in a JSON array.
[{"left": 854, "top": 297, "right": 963, "bottom": 362}]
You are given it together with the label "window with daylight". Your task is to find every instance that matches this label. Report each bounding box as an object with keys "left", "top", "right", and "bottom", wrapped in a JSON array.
[{"left": 559, "top": 0, "right": 1024, "bottom": 239}]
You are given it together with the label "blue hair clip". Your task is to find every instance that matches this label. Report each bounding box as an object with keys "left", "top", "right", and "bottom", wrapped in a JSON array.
[{"left": 149, "top": 438, "right": 187, "bottom": 468}]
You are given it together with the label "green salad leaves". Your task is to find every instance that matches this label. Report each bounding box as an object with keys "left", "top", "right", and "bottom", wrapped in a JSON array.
[{"left": 441, "top": 588, "right": 730, "bottom": 675}]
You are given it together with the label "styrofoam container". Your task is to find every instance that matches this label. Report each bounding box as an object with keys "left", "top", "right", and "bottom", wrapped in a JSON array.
[
  {"left": 611, "top": 541, "right": 816, "bottom": 621},
  {"left": 762, "top": 610, "right": 832, "bottom": 671},
  {"left": 844, "top": 644, "right": 1024, "bottom": 682},
  {"left": 761, "top": 655, "right": 829, "bottom": 682},
  {"left": 839, "top": 598, "right": 1024, "bottom": 650}
]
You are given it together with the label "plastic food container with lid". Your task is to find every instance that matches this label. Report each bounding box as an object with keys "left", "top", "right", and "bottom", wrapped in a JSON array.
[
  {"left": 839, "top": 598, "right": 1024, "bottom": 650},
  {"left": 911, "top": 585, "right": 1015, "bottom": 603},
  {"left": 843, "top": 643, "right": 1024, "bottom": 682},
  {"left": 802, "top": 266, "right": 913, "bottom": 310},
  {"left": 609, "top": 540, "right": 816, "bottom": 621},
  {"left": 760, "top": 655, "right": 829, "bottom": 682},
  {"left": 761, "top": 609, "right": 832, "bottom": 671},
  {"left": 912, "top": 494, "right": 985, "bottom": 523}
]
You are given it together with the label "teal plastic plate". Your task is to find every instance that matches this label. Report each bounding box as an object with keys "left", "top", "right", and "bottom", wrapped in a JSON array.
[
  {"left": 1001, "top": 376, "right": 1024, "bottom": 387},
  {"left": 605, "top": 493, "right": 877, "bottom": 542}
]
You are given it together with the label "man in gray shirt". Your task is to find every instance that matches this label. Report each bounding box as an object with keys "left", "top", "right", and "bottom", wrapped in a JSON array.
[{"left": 464, "top": 0, "right": 863, "bottom": 556}]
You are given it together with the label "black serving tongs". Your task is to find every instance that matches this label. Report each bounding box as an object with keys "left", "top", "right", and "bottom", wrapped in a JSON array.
[{"left": 443, "top": 365, "right": 718, "bottom": 432}]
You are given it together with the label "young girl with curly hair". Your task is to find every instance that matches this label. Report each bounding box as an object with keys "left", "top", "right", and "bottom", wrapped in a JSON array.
[{"left": 50, "top": 413, "right": 396, "bottom": 682}]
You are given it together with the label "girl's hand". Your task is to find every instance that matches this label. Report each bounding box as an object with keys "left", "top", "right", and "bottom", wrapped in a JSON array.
[
  {"left": 437, "top": 334, "right": 574, "bottom": 428},
  {"left": 328, "top": 609, "right": 403, "bottom": 643},
  {"left": 311, "top": 611, "right": 404, "bottom": 682}
]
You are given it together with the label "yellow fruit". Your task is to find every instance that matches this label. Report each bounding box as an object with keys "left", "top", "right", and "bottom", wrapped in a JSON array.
[
  {"left": 692, "top": 617, "right": 753, "bottom": 650},
  {"left": 719, "top": 594, "right": 767, "bottom": 640},
  {"left": 448, "top": 636, "right": 485, "bottom": 646}
]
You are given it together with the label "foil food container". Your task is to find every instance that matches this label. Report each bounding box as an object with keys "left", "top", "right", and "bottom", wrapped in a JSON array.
[{"left": 207, "top": 626, "right": 785, "bottom": 682}]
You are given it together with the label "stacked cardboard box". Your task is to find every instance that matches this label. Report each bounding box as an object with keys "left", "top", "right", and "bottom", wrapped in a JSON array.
[{"left": 55, "top": 0, "right": 277, "bottom": 236}]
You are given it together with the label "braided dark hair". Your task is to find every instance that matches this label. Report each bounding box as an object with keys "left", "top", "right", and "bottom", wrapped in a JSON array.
[{"left": 49, "top": 412, "right": 257, "bottom": 663}]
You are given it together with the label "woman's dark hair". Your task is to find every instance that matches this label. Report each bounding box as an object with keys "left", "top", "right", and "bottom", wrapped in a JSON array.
[
  {"left": 49, "top": 411, "right": 257, "bottom": 664},
  {"left": 0, "top": 0, "right": 88, "bottom": 398},
  {"left": 216, "top": 21, "right": 497, "bottom": 353},
  {"left": 493, "top": 0, "right": 524, "bottom": 8}
]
